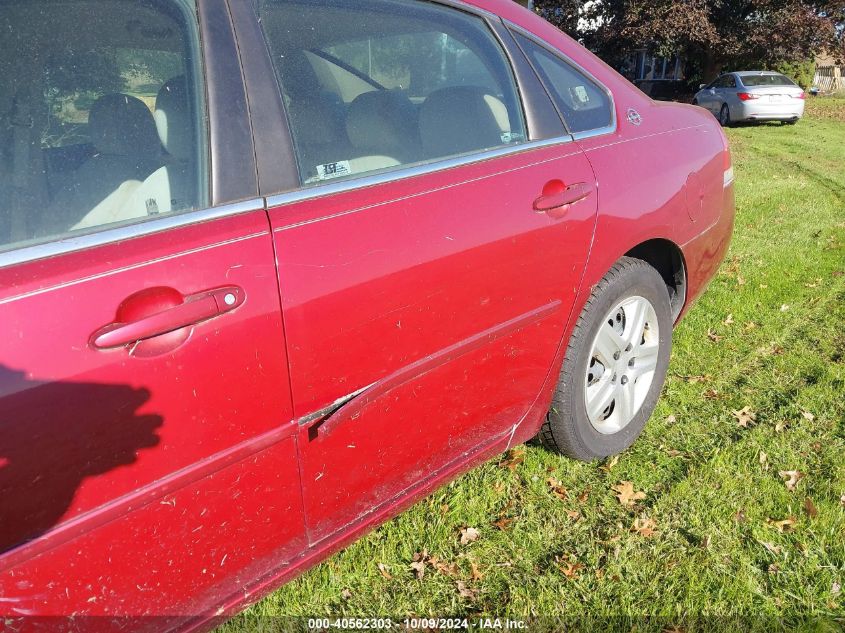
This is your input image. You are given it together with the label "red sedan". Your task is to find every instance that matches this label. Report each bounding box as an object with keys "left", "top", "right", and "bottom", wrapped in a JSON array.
[{"left": 0, "top": 0, "right": 734, "bottom": 627}]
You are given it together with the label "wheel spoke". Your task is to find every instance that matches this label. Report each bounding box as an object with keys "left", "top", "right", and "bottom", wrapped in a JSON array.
[
  {"left": 586, "top": 377, "right": 616, "bottom": 422},
  {"left": 630, "top": 342, "right": 659, "bottom": 381},
  {"left": 616, "top": 380, "right": 636, "bottom": 423},
  {"left": 623, "top": 299, "right": 648, "bottom": 349},
  {"left": 594, "top": 321, "right": 625, "bottom": 365}
]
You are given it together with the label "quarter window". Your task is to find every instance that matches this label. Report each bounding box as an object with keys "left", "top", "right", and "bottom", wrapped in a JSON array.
[
  {"left": 0, "top": 0, "right": 206, "bottom": 255},
  {"left": 516, "top": 35, "right": 613, "bottom": 135},
  {"left": 255, "top": 0, "right": 527, "bottom": 185}
]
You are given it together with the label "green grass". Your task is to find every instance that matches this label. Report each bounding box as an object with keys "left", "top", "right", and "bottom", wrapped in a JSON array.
[{"left": 223, "top": 106, "right": 845, "bottom": 631}]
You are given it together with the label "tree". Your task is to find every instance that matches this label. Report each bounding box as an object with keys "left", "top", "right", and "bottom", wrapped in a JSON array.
[{"left": 533, "top": 0, "right": 845, "bottom": 82}]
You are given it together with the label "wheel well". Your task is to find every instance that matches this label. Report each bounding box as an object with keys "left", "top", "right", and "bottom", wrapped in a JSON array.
[{"left": 625, "top": 239, "right": 686, "bottom": 320}]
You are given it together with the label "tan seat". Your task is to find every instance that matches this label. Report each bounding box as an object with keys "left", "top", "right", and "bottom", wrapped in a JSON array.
[
  {"left": 418, "top": 86, "right": 512, "bottom": 160},
  {"left": 43, "top": 93, "right": 161, "bottom": 234}
]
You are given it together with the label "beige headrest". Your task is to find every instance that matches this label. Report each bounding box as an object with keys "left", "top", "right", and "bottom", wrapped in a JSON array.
[
  {"left": 346, "top": 91, "right": 419, "bottom": 161},
  {"left": 89, "top": 93, "right": 161, "bottom": 158},
  {"left": 419, "top": 87, "right": 511, "bottom": 159},
  {"left": 155, "top": 77, "right": 192, "bottom": 161}
]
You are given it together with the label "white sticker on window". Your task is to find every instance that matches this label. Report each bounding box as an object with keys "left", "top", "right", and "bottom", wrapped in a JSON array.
[
  {"left": 316, "top": 161, "right": 352, "bottom": 180},
  {"left": 573, "top": 85, "right": 590, "bottom": 104}
]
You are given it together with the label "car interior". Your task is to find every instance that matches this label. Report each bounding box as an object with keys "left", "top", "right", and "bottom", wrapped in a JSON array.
[
  {"left": 257, "top": 0, "right": 528, "bottom": 184},
  {"left": 0, "top": 0, "right": 202, "bottom": 252}
]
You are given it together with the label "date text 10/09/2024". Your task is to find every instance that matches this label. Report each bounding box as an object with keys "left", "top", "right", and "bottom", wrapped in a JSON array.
[{"left": 307, "top": 618, "right": 529, "bottom": 630}]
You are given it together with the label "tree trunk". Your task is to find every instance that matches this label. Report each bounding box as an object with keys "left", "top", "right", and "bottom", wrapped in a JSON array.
[{"left": 702, "top": 48, "right": 722, "bottom": 82}]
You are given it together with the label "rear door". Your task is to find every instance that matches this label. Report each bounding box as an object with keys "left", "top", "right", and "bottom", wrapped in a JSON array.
[
  {"left": 249, "top": 0, "right": 599, "bottom": 545},
  {"left": 0, "top": 0, "right": 304, "bottom": 619}
]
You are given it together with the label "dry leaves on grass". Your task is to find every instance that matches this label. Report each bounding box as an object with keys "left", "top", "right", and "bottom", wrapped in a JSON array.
[
  {"left": 410, "top": 551, "right": 428, "bottom": 579},
  {"left": 779, "top": 470, "right": 804, "bottom": 492},
  {"left": 470, "top": 560, "right": 484, "bottom": 581},
  {"left": 555, "top": 556, "right": 585, "bottom": 579},
  {"left": 707, "top": 329, "right": 723, "bottom": 343},
  {"left": 498, "top": 447, "right": 525, "bottom": 471},
  {"left": 377, "top": 563, "right": 392, "bottom": 580},
  {"left": 612, "top": 481, "right": 646, "bottom": 507},
  {"left": 456, "top": 581, "right": 477, "bottom": 599},
  {"left": 631, "top": 517, "right": 658, "bottom": 538},
  {"left": 732, "top": 406, "right": 756, "bottom": 428},
  {"left": 800, "top": 409, "right": 816, "bottom": 422},
  {"left": 459, "top": 527, "right": 480, "bottom": 545},
  {"left": 759, "top": 451, "right": 769, "bottom": 471},
  {"left": 599, "top": 455, "right": 620, "bottom": 472},
  {"left": 804, "top": 497, "right": 819, "bottom": 518},
  {"left": 767, "top": 517, "right": 797, "bottom": 533},
  {"left": 547, "top": 477, "right": 569, "bottom": 500}
]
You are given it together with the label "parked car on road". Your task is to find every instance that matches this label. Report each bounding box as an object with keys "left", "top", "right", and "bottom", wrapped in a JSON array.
[
  {"left": 0, "top": 0, "right": 734, "bottom": 628},
  {"left": 693, "top": 71, "right": 806, "bottom": 126}
]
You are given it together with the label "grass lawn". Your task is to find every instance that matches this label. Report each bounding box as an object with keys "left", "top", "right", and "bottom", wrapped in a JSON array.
[{"left": 223, "top": 102, "right": 845, "bottom": 631}]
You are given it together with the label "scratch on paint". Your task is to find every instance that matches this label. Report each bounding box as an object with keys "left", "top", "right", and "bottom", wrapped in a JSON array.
[{"left": 505, "top": 423, "right": 518, "bottom": 451}]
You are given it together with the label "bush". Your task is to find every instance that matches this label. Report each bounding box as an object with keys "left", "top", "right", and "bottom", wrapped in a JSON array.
[{"left": 774, "top": 59, "right": 816, "bottom": 89}]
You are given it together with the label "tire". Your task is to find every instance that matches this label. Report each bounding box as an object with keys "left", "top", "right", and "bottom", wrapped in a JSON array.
[
  {"left": 719, "top": 104, "right": 731, "bottom": 127},
  {"left": 538, "top": 257, "right": 673, "bottom": 461},
  {"left": 781, "top": 119, "right": 798, "bottom": 126}
]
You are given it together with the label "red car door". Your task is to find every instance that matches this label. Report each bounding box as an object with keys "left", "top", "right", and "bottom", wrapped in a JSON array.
[
  {"left": 0, "top": 0, "right": 304, "bottom": 620},
  {"left": 251, "top": 0, "right": 598, "bottom": 544}
]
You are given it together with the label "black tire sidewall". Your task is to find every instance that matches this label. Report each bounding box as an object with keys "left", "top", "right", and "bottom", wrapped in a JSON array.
[{"left": 548, "top": 259, "right": 673, "bottom": 460}]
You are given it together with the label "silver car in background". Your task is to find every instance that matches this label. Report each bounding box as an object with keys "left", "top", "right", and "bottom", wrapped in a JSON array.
[{"left": 693, "top": 71, "right": 806, "bottom": 126}]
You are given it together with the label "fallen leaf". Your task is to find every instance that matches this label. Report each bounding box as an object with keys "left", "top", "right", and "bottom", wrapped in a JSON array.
[
  {"left": 459, "top": 527, "right": 480, "bottom": 545},
  {"left": 430, "top": 556, "right": 458, "bottom": 577},
  {"left": 566, "top": 509, "right": 581, "bottom": 520},
  {"left": 734, "top": 509, "right": 747, "bottom": 523},
  {"left": 456, "top": 580, "right": 477, "bottom": 599},
  {"left": 410, "top": 560, "right": 426, "bottom": 579},
  {"left": 723, "top": 314, "right": 734, "bottom": 325},
  {"left": 469, "top": 559, "right": 484, "bottom": 581},
  {"left": 704, "top": 388, "right": 720, "bottom": 400},
  {"left": 577, "top": 488, "right": 591, "bottom": 503},
  {"left": 732, "top": 406, "right": 757, "bottom": 428},
  {"left": 666, "top": 448, "right": 684, "bottom": 457},
  {"left": 556, "top": 557, "right": 584, "bottom": 579},
  {"left": 833, "top": 581, "right": 841, "bottom": 595},
  {"left": 377, "top": 563, "right": 392, "bottom": 580},
  {"left": 707, "top": 329, "right": 723, "bottom": 343},
  {"left": 679, "top": 374, "right": 711, "bottom": 384},
  {"left": 761, "top": 541, "right": 782, "bottom": 555},
  {"left": 492, "top": 481, "right": 505, "bottom": 494},
  {"left": 631, "top": 517, "right": 658, "bottom": 537},
  {"left": 780, "top": 304, "right": 790, "bottom": 312},
  {"left": 665, "top": 414, "right": 677, "bottom": 424},
  {"left": 775, "top": 420, "right": 789, "bottom": 433},
  {"left": 759, "top": 451, "right": 769, "bottom": 471},
  {"left": 499, "top": 447, "right": 525, "bottom": 471},
  {"left": 492, "top": 516, "right": 513, "bottom": 531},
  {"left": 768, "top": 563, "right": 780, "bottom": 574},
  {"left": 736, "top": 275, "right": 746, "bottom": 286},
  {"left": 743, "top": 321, "right": 757, "bottom": 331},
  {"left": 779, "top": 470, "right": 804, "bottom": 492},
  {"left": 440, "top": 504, "right": 450, "bottom": 516},
  {"left": 612, "top": 481, "right": 646, "bottom": 507},
  {"left": 801, "top": 409, "right": 815, "bottom": 422},
  {"left": 547, "top": 477, "right": 569, "bottom": 500},
  {"left": 767, "top": 517, "right": 797, "bottom": 533},
  {"left": 804, "top": 497, "right": 819, "bottom": 519},
  {"left": 599, "top": 455, "right": 620, "bottom": 472},
  {"left": 341, "top": 588, "right": 352, "bottom": 600},
  {"left": 770, "top": 344, "right": 785, "bottom": 355}
]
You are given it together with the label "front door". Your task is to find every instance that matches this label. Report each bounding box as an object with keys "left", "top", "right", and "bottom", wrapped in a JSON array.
[
  {"left": 0, "top": 0, "right": 304, "bottom": 619},
  {"left": 254, "top": 0, "right": 599, "bottom": 544}
]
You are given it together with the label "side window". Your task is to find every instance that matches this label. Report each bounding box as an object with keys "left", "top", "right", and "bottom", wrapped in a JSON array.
[
  {"left": 255, "top": 0, "right": 527, "bottom": 185},
  {"left": 0, "top": 0, "right": 206, "bottom": 255},
  {"left": 516, "top": 35, "right": 613, "bottom": 135}
]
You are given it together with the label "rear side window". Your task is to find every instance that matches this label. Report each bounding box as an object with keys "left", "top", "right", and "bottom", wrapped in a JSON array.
[
  {"left": 516, "top": 35, "right": 613, "bottom": 135},
  {"left": 0, "top": 0, "right": 206, "bottom": 255},
  {"left": 255, "top": 0, "right": 527, "bottom": 185},
  {"left": 740, "top": 74, "right": 795, "bottom": 87}
]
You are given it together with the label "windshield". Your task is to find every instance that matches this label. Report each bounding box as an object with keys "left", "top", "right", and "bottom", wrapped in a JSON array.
[{"left": 741, "top": 74, "right": 795, "bottom": 87}]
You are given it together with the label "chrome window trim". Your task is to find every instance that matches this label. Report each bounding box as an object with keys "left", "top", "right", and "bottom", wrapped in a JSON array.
[
  {"left": 503, "top": 20, "right": 618, "bottom": 140},
  {"left": 0, "top": 199, "right": 265, "bottom": 270},
  {"left": 266, "top": 134, "right": 574, "bottom": 208}
]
